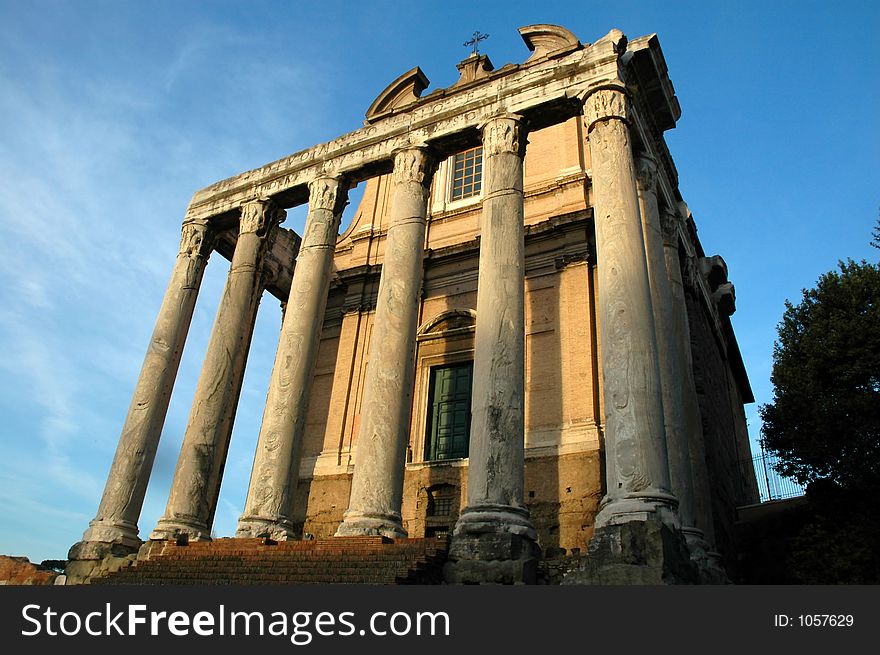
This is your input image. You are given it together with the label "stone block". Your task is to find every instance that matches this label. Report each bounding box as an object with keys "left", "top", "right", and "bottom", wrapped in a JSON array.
[{"left": 562, "top": 518, "right": 699, "bottom": 585}]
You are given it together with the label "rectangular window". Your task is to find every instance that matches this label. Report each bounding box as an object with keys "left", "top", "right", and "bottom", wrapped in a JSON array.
[
  {"left": 450, "top": 147, "right": 482, "bottom": 201},
  {"left": 425, "top": 362, "right": 473, "bottom": 460}
]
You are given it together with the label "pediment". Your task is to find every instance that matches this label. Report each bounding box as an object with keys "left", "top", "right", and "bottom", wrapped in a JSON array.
[{"left": 365, "top": 66, "right": 430, "bottom": 123}]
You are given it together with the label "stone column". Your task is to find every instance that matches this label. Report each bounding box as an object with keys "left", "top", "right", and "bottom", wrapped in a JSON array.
[
  {"left": 151, "top": 199, "right": 283, "bottom": 541},
  {"left": 445, "top": 114, "right": 539, "bottom": 584},
  {"left": 636, "top": 157, "right": 707, "bottom": 555},
  {"left": 664, "top": 209, "right": 727, "bottom": 581},
  {"left": 335, "top": 146, "right": 434, "bottom": 539},
  {"left": 70, "top": 221, "right": 214, "bottom": 559},
  {"left": 566, "top": 87, "right": 694, "bottom": 584},
  {"left": 586, "top": 89, "right": 676, "bottom": 525},
  {"left": 237, "top": 177, "right": 346, "bottom": 540}
]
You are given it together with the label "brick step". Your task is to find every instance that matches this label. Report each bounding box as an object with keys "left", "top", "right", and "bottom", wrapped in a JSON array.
[{"left": 93, "top": 537, "right": 449, "bottom": 585}]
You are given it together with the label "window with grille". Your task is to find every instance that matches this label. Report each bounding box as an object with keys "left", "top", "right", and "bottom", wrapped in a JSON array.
[
  {"left": 450, "top": 146, "right": 482, "bottom": 201},
  {"left": 426, "top": 484, "right": 456, "bottom": 517}
]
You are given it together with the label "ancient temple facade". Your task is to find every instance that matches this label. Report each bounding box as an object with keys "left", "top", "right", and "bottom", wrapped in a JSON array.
[{"left": 68, "top": 24, "right": 758, "bottom": 584}]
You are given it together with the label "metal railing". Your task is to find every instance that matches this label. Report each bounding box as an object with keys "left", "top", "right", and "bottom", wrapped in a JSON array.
[{"left": 750, "top": 450, "right": 806, "bottom": 502}]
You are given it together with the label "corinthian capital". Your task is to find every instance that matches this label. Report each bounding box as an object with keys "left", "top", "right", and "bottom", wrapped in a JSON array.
[
  {"left": 636, "top": 155, "right": 658, "bottom": 193},
  {"left": 391, "top": 146, "right": 433, "bottom": 187},
  {"left": 239, "top": 198, "right": 286, "bottom": 235},
  {"left": 582, "top": 87, "right": 629, "bottom": 131},
  {"left": 480, "top": 114, "right": 526, "bottom": 157},
  {"left": 308, "top": 176, "right": 346, "bottom": 213},
  {"left": 660, "top": 209, "right": 680, "bottom": 246},
  {"left": 179, "top": 221, "right": 214, "bottom": 258}
]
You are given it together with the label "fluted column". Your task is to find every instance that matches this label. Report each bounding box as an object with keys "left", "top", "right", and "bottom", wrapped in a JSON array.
[
  {"left": 152, "top": 199, "right": 283, "bottom": 541},
  {"left": 237, "top": 177, "right": 346, "bottom": 539},
  {"left": 636, "top": 156, "right": 701, "bottom": 543},
  {"left": 72, "top": 222, "right": 214, "bottom": 556},
  {"left": 583, "top": 88, "right": 677, "bottom": 527},
  {"left": 445, "top": 115, "right": 538, "bottom": 584},
  {"left": 335, "top": 146, "right": 434, "bottom": 538}
]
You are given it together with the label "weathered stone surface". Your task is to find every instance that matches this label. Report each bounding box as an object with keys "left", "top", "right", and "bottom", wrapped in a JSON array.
[
  {"left": 562, "top": 519, "right": 698, "bottom": 585},
  {"left": 662, "top": 207, "right": 729, "bottom": 579},
  {"left": 238, "top": 178, "right": 347, "bottom": 540},
  {"left": 336, "top": 147, "right": 434, "bottom": 538},
  {"left": 151, "top": 199, "right": 283, "bottom": 541},
  {"left": 583, "top": 87, "right": 677, "bottom": 527},
  {"left": 445, "top": 115, "right": 539, "bottom": 583},
  {"left": 74, "top": 222, "right": 214, "bottom": 553},
  {"left": 637, "top": 156, "right": 698, "bottom": 535}
]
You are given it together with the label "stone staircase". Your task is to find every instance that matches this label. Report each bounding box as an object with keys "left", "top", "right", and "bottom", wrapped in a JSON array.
[{"left": 92, "top": 536, "right": 449, "bottom": 585}]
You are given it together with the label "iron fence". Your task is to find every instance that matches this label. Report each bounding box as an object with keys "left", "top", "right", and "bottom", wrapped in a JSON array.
[{"left": 750, "top": 450, "right": 806, "bottom": 502}]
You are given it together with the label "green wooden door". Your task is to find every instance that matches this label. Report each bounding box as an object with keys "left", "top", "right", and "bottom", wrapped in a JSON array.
[{"left": 425, "top": 362, "right": 473, "bottom": 460}]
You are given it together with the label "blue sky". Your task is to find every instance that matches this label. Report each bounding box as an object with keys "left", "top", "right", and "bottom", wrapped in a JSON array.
[{"left": 1, "top": 1, "right": 877, "bottom": 563}]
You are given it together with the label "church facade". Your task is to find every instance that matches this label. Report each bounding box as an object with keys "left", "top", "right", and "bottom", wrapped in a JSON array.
[{"left": 68, "top": 24, "right": 758, "bottom": 584}]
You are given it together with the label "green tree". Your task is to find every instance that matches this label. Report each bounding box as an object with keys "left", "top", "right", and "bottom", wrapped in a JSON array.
[{"left": 760, "top": 259, "right": 880, "bottom": 492}]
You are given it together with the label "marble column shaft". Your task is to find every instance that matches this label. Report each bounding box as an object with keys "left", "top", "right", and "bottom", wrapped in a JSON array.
[
  {"left": 454, "top": 114, "right": 536, "bottom": 539},
  {"left": 636, "top": 157, "right": 698, "bottom": 532},
  {"left": 665, "top": 215, "right": 720, "bottom": 549},
  {"left": 583, "top": 87, "right": 676, "bottom": 527},
  {"left": 152, "top": 199, "right": 282, "bottom": 541},
  {"left": 77, "top": 222, "right": 214, "bottom": 552},
  {"left": 336, "top": 147, "right": 433, "bottom": 538},
  {"left": 237, "top": 177, "right": 346, "bottom": 539}
]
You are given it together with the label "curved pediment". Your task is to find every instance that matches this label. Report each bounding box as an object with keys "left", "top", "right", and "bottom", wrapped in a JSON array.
[
  {"left": 365, "top": 66, "right": 430, "bottom": 124},
  {"left": 518, "top": 24, "right": 582, "bottom": 62},
  {"left": 417, "top": 309, "right": 476, "bottom": 339}
]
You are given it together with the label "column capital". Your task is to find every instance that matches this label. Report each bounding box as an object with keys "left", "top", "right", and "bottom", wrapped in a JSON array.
[
  {"left": 179, "top": 221, "right": 215, "bottom": 258},
  {"left": 391, "top": 146, "right": 434, "bottom": 187},
  {"left": 660, "top": 208, "right": 680, "bottom": 246},
  {"left": 582, "top": 85, "right": 630, "bottom": 132},
  {"left": 240, "top": 198, "right": 286, "bottom": 235},
  {"left": 479, "top": 113, "right": 527, "bottom": 157},
  {"left": 307, "top": 175, "right": 347, "bottom": 213},
  {"left": 681, "top": 254, "right": 701, "bottom": 296},
  {"left": 636, "top": 154, "right": 659, "bottom": 194}
]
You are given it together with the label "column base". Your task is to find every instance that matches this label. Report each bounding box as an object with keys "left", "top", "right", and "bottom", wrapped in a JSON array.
[
  {"left": 593, "top": 490, "right": 680, "bottom": 529},
  {"left": 149, "top": 515, "right": 212, "bottom": 542},
  {"left": 334, "top": 510, "right": 407, "bottom": 539},
  {"left": 235, "top": 515, "right": 298, "bottom": 541},
  {"left": 66, "top": 535, "right": 142, "bottom": 585},
  {"left": 77, "top": 518, "right": 142, "bottom": 553},
  {"left": 444, "top": 504, "right": 540, "bottom": 584},
  {"left": 563, "top": 516, "right": 699, "bottom": 585},
  {"left": 682, "top": 527, "right": 730, "bottom": 584}
]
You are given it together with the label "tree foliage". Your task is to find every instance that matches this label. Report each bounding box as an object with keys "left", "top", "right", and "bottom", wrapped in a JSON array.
[
  {"left": 760, "top": 259, "right": 880, "bottom": 492},
  {"left": 872, "top": 213, "right": 880, "bottom": 251}
]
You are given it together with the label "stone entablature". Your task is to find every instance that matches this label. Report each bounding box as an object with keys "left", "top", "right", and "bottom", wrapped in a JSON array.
[{"left": 182, "top": 29, "right": 676, "bottom": 225}]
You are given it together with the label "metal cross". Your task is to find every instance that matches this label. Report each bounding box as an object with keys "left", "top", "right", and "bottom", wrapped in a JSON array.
[{"left": 464, "top": 30, "right": 489, "bottom": 55}]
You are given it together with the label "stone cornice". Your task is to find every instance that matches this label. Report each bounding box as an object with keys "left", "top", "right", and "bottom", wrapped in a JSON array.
[{"left": 183, "top": 28, "right": 631, "bottom": 224}]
